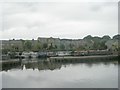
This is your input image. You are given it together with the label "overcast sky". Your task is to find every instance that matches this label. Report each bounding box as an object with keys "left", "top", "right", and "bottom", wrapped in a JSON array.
[{"left": 0, "top": 0, "right": 118, "bottom": 40}]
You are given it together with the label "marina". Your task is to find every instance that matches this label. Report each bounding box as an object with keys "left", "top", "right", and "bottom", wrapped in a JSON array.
[{"left": 1, "top": 55, "right": 119, "bottom": 64}]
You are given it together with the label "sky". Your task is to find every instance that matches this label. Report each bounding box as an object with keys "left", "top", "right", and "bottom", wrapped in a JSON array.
[{"left": 0, "top": 0, "right": 119, "bottom": 40}]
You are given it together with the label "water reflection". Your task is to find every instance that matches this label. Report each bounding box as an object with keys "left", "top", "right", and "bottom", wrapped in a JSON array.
[
  {"left": 2, "top": 58, "right": 118, "bottom": 72},
  {"left": 1, "top": 58, "right": 118, "bottom": 88}
]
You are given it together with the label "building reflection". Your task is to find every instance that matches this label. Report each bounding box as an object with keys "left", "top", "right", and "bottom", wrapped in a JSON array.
[{"left": 1, "top": 57, "right": 118, "bottom": 72}]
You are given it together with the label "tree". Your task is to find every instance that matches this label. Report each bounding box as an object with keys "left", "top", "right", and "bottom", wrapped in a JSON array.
[
  {"left": 113, "top": 34, "right": 120, "bottom": 40},
  {"left": 32, "top": 42, "right": 41, "bottom": 52},
  {"left": 99, "top": 42, "right": 107, "bottom": 50},
  {"left": 9, "top": 45, "right": 19, "bottom": 52},
  {"left": 2, "top": 48, "right": 9, "bottom": 54},
  {"left": 102, "top": 35, "right": 111, "bottom": 40},
  {"left": 43, "top": 43, "right": 48, "bottom": 50},
  {"left": 93, "top": 36, "right": 101, "bottom": 42},
  {"left": 83, "top": 35, "right": 93, "bottom": 40},
  {"left": 24, "top": 41, "right": 32, "bottom": 51},
  {"left": 93, "top": 42, "right": 99, "bottom": 50},
  {"left": 69, "top": 43, "right": 74, "bottom": 50},
  {"left": 78, "top": 45, "right": 85, "bottom": 51},
  {"left": 54, "top": 45, "right": 57, "bottom": 49},
  {"left": 60, "top": 44, "right": 65, "bottom": 50},
  {"left": 48, "top": 43, "right": 54, "bottom": 50},
  {"left": 21, "top": 39, "right": 25, "bottom": 51}
]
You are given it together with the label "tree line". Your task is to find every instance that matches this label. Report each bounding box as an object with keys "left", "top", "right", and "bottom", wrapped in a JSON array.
[{"left": 2, "top": 34, "right": 120, "bottom": 54}]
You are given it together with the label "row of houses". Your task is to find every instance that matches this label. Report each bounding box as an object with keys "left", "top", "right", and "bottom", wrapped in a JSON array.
[{"left": 1, "top": 37, "right": 87, "bottom": 51}]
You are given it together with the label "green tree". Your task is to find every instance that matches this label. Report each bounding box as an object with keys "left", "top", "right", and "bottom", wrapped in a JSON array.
[
  {"left": 102, "top": 35, "right": 111, "bottom": 40},
  {"left": 42, "top": 43, "right": 48, "bottom": 50},
  {"left": 2, "top": 49, "right": 9, "bottom": 54},
  {"left": 9, "top": 45, "right": 19, "bottom": 52},
  {"left": 113, "top": 34, "right": 120, "bottom": 40},
  {"left": 54, "top": 45, "right": 57, "bottom": 49},
  {"left": 32, "top": 42, "right": 41, "bottom": 52},
  {"left": 99, "top": 42, "right": 107, "bottom": 50},
  {"left": 60, "top": 44, "right": 65, "bottom": 50},
  {"left": 24, "top": 41, "right": 32, "bottom": 51},
  {"left": 69, "top": 43, "right": 74, "bottom": 50},
  {"left": 83, "top": 35, "right": 93, "bottom": 40},
  {"left": 78, "top": 45, "right": 85, "bottom": 51},
  {"left": 21, "top": 39, "right": 25, "bottom": 51},
  {"left": 48, "top": 43, "right": 54, "bottom": 50}
]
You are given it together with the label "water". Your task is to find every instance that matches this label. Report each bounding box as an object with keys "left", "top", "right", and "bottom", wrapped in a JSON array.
[{"left": 1, "top": 58, "right": 118, "bottom": 88}]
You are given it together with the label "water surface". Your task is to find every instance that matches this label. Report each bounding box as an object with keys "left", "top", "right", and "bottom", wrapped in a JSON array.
[{"left": 1, "top": 58, "right": 118, "bottom": 88}]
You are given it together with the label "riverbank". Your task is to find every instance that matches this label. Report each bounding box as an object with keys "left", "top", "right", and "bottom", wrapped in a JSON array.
[
  {"left": 49, "top": 55, "right": 118, "bottom": 59},
  {"left": 1, "top": 55, "right": 119, "bottom": 63},
  {"left": 2, "top": 49, "right": 116, "bottom": 60}
]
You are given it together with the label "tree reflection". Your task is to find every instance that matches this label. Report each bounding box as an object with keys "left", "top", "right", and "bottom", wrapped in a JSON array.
[{"left": 1, "top": 57, "right": 118, "bottom": 72}]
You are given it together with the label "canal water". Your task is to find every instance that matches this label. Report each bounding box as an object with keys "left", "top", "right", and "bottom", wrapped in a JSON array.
[{"left": 0, "top": 58, "right": 118, "bottom": 88}]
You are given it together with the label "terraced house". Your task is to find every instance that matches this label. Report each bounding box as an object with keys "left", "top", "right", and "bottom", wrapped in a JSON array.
[{"left": 1, "top": 34, "right": 120, "bottom": 54}]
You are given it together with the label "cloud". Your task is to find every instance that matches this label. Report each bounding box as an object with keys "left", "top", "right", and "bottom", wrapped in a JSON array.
[
  {"left": 1, "top": 0, "right": 119, "bottom": 3},
  {"left": 0, "top": 1, "right": 118, "bottom": 39}
]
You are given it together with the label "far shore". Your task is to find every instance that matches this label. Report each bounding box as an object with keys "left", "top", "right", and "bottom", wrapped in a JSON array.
[
  {"left": 49, "top": 55, "right": 118, "bottom": 59},
  {"left": 0, "top": 55, "right": 119, "bottom": 63}
]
